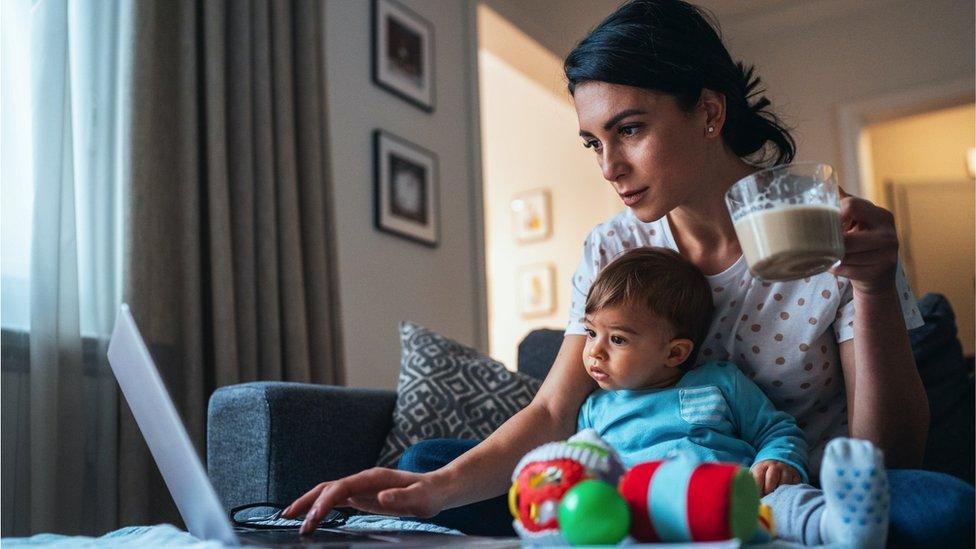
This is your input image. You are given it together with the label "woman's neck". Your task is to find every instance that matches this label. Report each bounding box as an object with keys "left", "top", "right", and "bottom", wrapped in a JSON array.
[{"left": 667, "top": 157, "right": 756, "bottom": 275}]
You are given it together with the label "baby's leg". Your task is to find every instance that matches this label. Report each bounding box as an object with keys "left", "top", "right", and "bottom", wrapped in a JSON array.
[
  {"left": 761, "top": 438, "right": 889, "bottom": 547},
  {"left": 819, "top": 438, "right": 889, "bottom": 548},
  {"left": 760, "top": 483, "right": 826, "bottom": 544}
]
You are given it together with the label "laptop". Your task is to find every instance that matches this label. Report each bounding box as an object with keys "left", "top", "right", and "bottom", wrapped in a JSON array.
[{"left": 107, "top": 304, "right": 502, "bottom": 547}]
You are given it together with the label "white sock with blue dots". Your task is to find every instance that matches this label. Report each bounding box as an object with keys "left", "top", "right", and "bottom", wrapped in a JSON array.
[{"left": 819, "top": 438, "right": 889, "bottom": 548}]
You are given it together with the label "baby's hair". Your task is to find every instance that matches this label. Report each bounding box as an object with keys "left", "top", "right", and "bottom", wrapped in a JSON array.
[{"left": 585, "top": 247, "right": 714, "bottom": 368}]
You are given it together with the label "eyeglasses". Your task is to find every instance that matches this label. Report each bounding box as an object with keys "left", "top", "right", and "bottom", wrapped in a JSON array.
[{"left": 230, "top": 502, "right": 349, "bottom": 530}]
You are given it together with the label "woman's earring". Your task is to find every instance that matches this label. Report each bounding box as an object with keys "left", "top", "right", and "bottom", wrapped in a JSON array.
[{"left": 706, "top": 126, "right": 715, "bottom": 134}]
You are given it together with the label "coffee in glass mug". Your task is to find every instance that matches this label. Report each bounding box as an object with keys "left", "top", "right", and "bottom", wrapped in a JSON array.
[{"left": 726, "top": 163, "right": 844, "bottom": 282}]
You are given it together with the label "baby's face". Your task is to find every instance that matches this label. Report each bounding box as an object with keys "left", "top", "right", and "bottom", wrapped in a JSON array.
[{"left": 582, "top": 304, "right": 684, "bottom": 390}]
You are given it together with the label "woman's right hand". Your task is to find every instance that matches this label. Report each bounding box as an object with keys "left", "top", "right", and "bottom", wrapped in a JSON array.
[
  {"left": 282, "top": 335, "right": 592, "bottom": 535},
  {"left": 281, "top": 468, "right": 448, "bottom": 535}
]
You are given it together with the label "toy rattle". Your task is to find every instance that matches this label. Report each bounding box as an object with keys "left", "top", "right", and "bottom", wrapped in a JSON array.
[{"left": 507, "top": 429, "right": 626, "bottom": 545}]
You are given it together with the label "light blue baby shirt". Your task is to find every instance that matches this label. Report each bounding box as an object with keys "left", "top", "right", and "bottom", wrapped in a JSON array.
[{"left": 577, "top": 361, "right": 810, "bottom": 482}]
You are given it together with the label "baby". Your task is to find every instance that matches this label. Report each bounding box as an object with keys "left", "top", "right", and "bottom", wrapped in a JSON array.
[{"left": 578, "top": 247, "right": 888, "bottom": 547}]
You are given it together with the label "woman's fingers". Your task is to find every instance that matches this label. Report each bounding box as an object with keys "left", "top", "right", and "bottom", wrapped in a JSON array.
[
  {"left": 838, "top": 252, "right": 894, "bottom": 268},
  {"left": 833, "top": 195, "right": 900, "bottom": 293},
  {"left": 346, "top": 494, "right": 380, "bottom": 510},
  {"left": 285, "top": 468, "right": 444, "bottom": 534},
  {"left": 840, "top": 195, "right": 894, "bottom": 231},
  {"left": 842, "top": 229, "right": 898, "bottom": 256},
  {"left": 282, "top": 482, "right": 332, "bottom": 518},
  {"left": 377, "top": 482, "right": 440, "bottom": 518},
  {"left": 831, "top": 251, "right": 898, "bottom": 284},
  {"left": 298, "top": 468, "right": 423, "bottom": 534}
]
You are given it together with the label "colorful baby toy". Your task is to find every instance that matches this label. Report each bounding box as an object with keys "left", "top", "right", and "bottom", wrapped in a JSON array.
[
  {"left": 557, "top": 479, "right": 631, "bottom": 545},
  {"left": 509, "top": 432, "right": 773, "bottom": 546},
  {"left": 617, "top": 453, "right": 768, "bottom": 543},
  {"left": 508, "top": 429, "right": 626, "bottom": 545}
]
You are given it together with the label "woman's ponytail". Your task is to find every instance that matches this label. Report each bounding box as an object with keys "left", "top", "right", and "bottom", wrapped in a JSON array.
[
  {"left": 723, "top": 63, "right": 796, "bottom": 166},
  {"left": 565, "top": 0, "right": 797, "bottom": 167}
]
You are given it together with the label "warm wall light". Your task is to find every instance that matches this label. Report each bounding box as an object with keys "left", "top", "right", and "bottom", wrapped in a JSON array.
[{"left": 967, "top": 147, "right": 976, "bottom": 178}]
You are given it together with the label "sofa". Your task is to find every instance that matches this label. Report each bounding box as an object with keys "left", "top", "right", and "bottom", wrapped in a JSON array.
[{"left": 207, "top": 293, "right": 973, "bottom": 513}]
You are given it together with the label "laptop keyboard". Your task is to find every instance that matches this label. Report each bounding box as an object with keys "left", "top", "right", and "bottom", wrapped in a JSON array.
[{"left": 244, "top": 516, "right": 304, "bottom": 528}]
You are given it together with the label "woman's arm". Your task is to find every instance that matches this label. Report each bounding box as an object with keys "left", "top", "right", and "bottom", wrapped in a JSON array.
[
  {"left": 834, "top": 195, "right": 928, "bottom": 468},
  {"left": 432, "top": 335, "right": 594, "bottom": 507},
  {"left": 838, "top": 291, "right": 928, "bottom": 468},
  {"left": 284, "top": 335, "right": 595, "bottom": 533}
]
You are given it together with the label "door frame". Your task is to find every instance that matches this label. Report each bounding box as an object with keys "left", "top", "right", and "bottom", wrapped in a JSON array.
[{"left": 837, "top": 77, "right": 974, "bottom": 198}]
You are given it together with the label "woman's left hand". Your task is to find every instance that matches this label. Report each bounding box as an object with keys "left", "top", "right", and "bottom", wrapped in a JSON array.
[{"left": 829, "top": 188, "right": 899, "bottom": 295}]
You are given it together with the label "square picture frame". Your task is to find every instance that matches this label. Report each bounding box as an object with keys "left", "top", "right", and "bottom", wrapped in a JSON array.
[
  {"left": 372, "top": 0, "right": 435, "bottom": 112},
  {"left": 373, "top": 129, "right": 439, "bottom": 247},
  {"left": 510, "top": 188, "right": 552, "bottom": 244},
  {"left": 518, "top": 263, "right": 555, "bottom": 318}
]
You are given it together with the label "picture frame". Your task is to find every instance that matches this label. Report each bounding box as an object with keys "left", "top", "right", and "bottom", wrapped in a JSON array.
[
  {"left": 372, "top": 0, "right": 435, "bottom": 112},
  {"left": 518, "top": 263, "right": 555, "bottom": 318},
  {"left": 510, "top": 188, "right": 552, "bottom": 243},
  {"left": 373, "top": 129, "right": 439, "bottom": 247}
]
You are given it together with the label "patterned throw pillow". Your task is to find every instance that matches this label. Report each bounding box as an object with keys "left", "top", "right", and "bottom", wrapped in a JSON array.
[{"left": 376, "top": 321, "right": 543, "bottom": 468}]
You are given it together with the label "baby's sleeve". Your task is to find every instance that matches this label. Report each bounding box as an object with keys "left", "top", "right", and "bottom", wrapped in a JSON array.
[{"left": 728, "top": 365, "right": 810, "bottom": 483}]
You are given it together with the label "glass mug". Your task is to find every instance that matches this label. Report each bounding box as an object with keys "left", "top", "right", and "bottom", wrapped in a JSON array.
[{"left": 725, "top": 162, "right": 844, "bottom": 282}]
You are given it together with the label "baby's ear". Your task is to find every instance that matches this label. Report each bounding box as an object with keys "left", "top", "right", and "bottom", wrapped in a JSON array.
[{"left": 664, "top": 338, "right": 694, "bottom": 368}]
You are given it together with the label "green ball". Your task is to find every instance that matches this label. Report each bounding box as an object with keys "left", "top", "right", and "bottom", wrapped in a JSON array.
[{"left": 558, "top": 480, "right": 630, "bottom": 546}]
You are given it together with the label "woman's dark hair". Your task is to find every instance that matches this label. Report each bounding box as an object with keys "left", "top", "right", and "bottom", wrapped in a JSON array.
[{"left": 564, "top": 0, "right": 795, "bottom": 166}]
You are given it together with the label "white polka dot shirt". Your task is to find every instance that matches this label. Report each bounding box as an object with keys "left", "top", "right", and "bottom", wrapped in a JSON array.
[{"left": 567, "top": 209, "right": 923, "bottom": 472}]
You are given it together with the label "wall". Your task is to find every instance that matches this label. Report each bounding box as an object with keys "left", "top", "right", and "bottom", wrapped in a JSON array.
[
  {"left": 478, "top": 6, "right": 618, "bottom": 371},
  {"left": 479, "top": 0, "right": 617, "bottom": 61},
  {"left": 720, "top": 0, "right": 975, "bottom": 191},
  {"left": 862, "top": 104, "right": 975, "bottom": 355},
  {"left": 320, "top": 0, "right": 974, "bottom": 387},
  {"left": 717, "top": 0, "right": 974, "bottom": 351},
  {"left": 322, "top": 1, "right": 485, "bottom": 389},
  {"left": 484, "top": 0, "right": 975, "bottom": 193},
  {"left": 863, "top": 104, "right": 975, "bottom": 204}
]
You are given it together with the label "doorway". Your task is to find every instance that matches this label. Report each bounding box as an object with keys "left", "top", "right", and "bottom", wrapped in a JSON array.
[
  {"left": 860, "top": 103, "right": 975, "bottom": 357},
  {"left": 476, "top": 4, "right": 618, "bottom": 370}
]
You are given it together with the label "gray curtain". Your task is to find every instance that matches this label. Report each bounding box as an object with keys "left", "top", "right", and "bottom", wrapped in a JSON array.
[{"left": 117, "top": 0, "right": 343, "bottom": 526}]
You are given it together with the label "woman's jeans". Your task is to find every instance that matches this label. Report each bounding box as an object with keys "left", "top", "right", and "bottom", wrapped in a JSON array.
[
  {"left": 397, "top": 439, "right": 515, "bottom": 536},
  {"left": 398, "top": 438, "right": 975, "bottom": 545}
]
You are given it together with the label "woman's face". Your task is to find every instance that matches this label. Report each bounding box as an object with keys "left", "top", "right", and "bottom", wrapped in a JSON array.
[{"left": 574, "top": 82, "right": 710, "bottom": 223}]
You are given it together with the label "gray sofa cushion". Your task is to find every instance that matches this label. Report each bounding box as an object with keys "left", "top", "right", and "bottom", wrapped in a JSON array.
[
  {"left": 208, "top": 382, "right": 396, "bottom": 509},
  {"left": 909, "top": 293, "right": 974, "bottom": 483},
  {"left": 517, "top": 328, "right": 564, "bottom": 381},
  {"left": 376, "top": 321, "right": 542, "bottom": 468}
]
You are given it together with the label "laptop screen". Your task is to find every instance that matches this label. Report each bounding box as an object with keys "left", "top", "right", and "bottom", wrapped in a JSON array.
[{"left": 107, "top": 304, "right": 239, "bottom": 545}]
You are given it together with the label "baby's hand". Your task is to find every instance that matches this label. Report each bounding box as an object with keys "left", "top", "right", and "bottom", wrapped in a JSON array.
[{"left": 751, "top": 460, "right": 801, "bottom": 496}]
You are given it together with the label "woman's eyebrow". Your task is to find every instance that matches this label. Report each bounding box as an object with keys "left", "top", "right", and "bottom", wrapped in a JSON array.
[{"left": 579, "top": 109, "right": 647, "bottom": 137}]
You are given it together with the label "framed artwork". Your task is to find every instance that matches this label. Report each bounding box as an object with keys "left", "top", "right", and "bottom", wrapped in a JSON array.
[
  {"left": 518, "top": 263, "right": 555, "bottom": 318},
  {"left": 510, "top": 188, "right": 551, "bottom": 243},
  {"left": 372, "top": 0, "right": 435, "bottom": 112},
  {"left": 373, "top": 129, "right": 439, "bottom": 247}
]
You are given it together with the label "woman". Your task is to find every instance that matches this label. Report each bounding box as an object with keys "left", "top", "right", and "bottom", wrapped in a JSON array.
[{"left": 284, "top": 0, "right": 973, "bottom": 544}]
